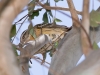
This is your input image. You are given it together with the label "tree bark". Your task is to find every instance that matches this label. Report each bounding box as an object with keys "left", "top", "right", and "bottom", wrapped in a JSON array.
[
  {"left": 19, "top": 34, "right": 51, "bottom": 75},
  {"left": 48, "top": 26, "right": 82, "bottom": 75},
  {"left": 81, "top": 0, "right": 91, "bottom": 56},
  {"left": 48, "top": 25, "right": 100, "bottom": 75},
  {"left": 65, "top": 49, "right": 100, "bottom": 75},
  {"left": 0, "top": 0, "right": 29, "bottom": 75}
]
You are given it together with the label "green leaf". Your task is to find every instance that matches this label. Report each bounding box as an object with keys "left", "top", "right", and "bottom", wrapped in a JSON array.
[
  {"left": 28, "top": 0, "right": 35, "bottom": 14},
  {"left": 44, "top": 49, "right": 53, "bottom": 57},
  {"left": 29, "top": 28, "right": 37, "bottom": 39},
  {"left": 47, "top": 10, "right": 53, "bottom": 17},
  {"left": 90, "top": 10, "right": 100, "bottom": 27},
  {"left": 45, "top": 49, "right": 55, "bottom": 57},
  {"left": 54, "top": 41, "right": 58, "bottom": 48},
  {"left": 93, "top": 41, "right": 99, "bottom": 50},
  {"left": 28, "top": 0, "right": 42, "bottom": 19},
  {"left": 10, "top": 24, "right": 16, "bottom": 38},
  {"left": 28, "top": 24, "right": 37, "bottom": 39},
  {"left": 49, "top": 51, "right": 53, "bottom": 57},
  {"left": 54, "top": 0, "right": 63, "bottom": 2},
  {"left": 54, "top": 18, "right": 62, "bottom": 22},
  {"left": 28, "top": 24, "right": 33, "bottom": 32},
  {"left": 29, "top": 10, "right": 39, "bottom": 19},
  {"left": 48, "top": 41, "right": 58, "bottom": 57},
  {"left": 48, "top": 48, "right": 56, "bottom": 57},
  {"left": 12, "top": 45, "right": 18, "bottom": 56},
  {"left": 42, "top": 12, "right": 48, "bottom": 23}
]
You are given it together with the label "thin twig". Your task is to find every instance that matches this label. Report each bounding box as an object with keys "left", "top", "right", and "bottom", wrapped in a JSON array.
[
  {"left": 14, "top": 14, "right": 28, "bottom": 24},
  {"left": 14, "top": 8, "right": 43, "bottom": 25},
  {"left": 37, "top": 1, "right": 82, "bottom": 15},
  {"left": 32, "top": 56, "right": 62, "bottom": 75},
  {"left": 32, "top": 56, "right": 50, "bottom": 65},
  {"left": 11, "top": 15, "right": 28, "bottom": 43}
]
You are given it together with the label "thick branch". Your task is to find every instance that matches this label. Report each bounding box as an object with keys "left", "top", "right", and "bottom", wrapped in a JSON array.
[
  {"left": 81, "top": 0, "right": 92, "bottom": 56},
  {"left": 19, "top": 34, "right": 51, "bottom": 75},
  {"left": 0, "top": 0, "right": 29, "bottom": 75},
  {"left": 48, "top": 26, "right": 83, "bottom": 75},
  {"left": 48, "top": 25, "right": 100, "bottom": 75},
  {"left": 66, "top": 50, "right": 100, "bottom": 75},
  {"left": 0, "top": 0, "right": 10, "bottom": 14}
]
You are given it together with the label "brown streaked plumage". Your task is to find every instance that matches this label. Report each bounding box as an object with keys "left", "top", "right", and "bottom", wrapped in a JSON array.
[{"left": 20, "top": 23, "right": 72, "bottom": 64}]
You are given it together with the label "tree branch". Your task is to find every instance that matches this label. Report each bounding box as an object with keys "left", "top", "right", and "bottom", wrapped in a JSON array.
[
  {"left": 66, "top": 50, "right": 100, "bottom": 75},
  {"left": 81, "top": 0, "right": 92, "bottom": 56},
  {"left": 0, "top": 0, "right": 29, "bottom": 75},
  {"left": 19, "top": 34, "right": 51, "bottom": 75},
  {"left": 0, "top": 0, "right": 10, "bottom": 14},
  {"left": 67, "top": 0, "right": 80, "bottom": 27},
  {"left": 37, "top": 1, "right": 82, "bottom": 15},
  {"left": 48, "top": 26, "right": 83, "bottom": 75}
]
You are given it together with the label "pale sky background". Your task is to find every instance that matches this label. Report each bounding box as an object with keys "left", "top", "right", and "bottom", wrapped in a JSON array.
[{"left": 13, "top": 0, "right": 100, "bottom": 75}]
